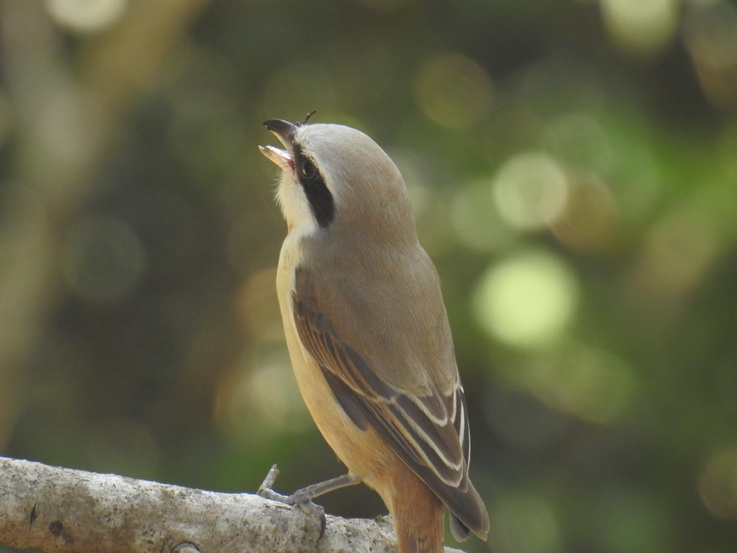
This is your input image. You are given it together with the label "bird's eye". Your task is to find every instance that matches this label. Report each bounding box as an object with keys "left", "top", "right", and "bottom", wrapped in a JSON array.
[{"left": 301, "top": 158, "right": 317, "bottom": 180}]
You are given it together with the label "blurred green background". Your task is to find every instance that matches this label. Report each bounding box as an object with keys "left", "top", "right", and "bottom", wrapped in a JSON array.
[{"left": 1, "top": 0, "right": 737, "bottom": 552}]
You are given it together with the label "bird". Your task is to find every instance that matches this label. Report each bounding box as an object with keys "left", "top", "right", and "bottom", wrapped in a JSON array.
[{"left": 258, "top": 115, "right": 489, "bottom": 553}]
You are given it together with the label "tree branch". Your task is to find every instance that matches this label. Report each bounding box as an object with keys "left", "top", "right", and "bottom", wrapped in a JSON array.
[{"left": 0, "top": 457, "right": 463, "bottom": 553}]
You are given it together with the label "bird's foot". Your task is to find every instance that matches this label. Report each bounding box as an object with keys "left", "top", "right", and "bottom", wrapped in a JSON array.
[{"left": 257, "top": 464, "right": 327, "bottom": 535}]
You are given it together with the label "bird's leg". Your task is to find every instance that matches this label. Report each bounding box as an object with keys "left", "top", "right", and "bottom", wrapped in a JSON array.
[{"left": 257, "top": 464, "right": 362, "bottom": 531}]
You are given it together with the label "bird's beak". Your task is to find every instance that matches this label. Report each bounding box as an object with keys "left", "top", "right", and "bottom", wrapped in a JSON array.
[{"left": 259, "top": 119, "right": 297, "bottom": 170}]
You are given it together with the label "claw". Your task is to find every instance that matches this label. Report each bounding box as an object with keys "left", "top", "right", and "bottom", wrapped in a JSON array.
[
  {"left": 317, "top": 506, "right": 327, "bottom": 537},
  {"left": 294, "top": 500, "right": 326, "bottom": 537}
]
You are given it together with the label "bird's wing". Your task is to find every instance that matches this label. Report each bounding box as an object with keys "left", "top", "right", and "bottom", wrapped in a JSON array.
[{"left": 292, "top": 266, "right": 471, "bottom": 496}]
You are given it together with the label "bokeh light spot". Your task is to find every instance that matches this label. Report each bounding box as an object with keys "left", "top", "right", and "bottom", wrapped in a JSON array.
[
  {"left": 244, "top": 354, "right": 297, "bottom": 430},
  {"left": 46, "top": 0, "right": 127, "bottom": 33},
  {"left": 549, "top": 175, "right": 621, "bottom": 253},
  {"left": 450, "top": 181, "right": 513, "bottom": 252},
  {"left": 600, "top": 0, "right": 680, "bottom": 55},
  {"left": 214, "top": 349, "right": 310, "bottom": 443},
  {"left": 699, "top": 447, "right": 737, "bottom": 520},
  {"left": 492, "top": 153, "right": 569, "bottom": 231},
  {"left": 473, "top": 250, "right": 579, "bottom": 348},
  {"left": 415, "top": 53, "right": 494, "bottom": 129},
  {"left": 684, "top": 0, "right": 737, "bottom": 108},
  {"left": 235, "top": 268, "right": 283, "bottom": 343},
  {"left": 634, "top": 208, "right": 718, "bottom": 300}
]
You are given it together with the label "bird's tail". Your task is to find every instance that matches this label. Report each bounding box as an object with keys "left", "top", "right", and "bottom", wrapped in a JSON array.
[{"left": 389, "top": 467, "right": 445, "bottom": 553}]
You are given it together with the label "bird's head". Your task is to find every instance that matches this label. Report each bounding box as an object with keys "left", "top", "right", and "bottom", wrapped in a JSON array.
[{"left": 260, "top": 117, "right": 417, "bottom": 246}]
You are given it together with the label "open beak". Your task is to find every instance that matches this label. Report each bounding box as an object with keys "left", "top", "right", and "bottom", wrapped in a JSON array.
[{"left": 259, "top": 119, "right": 297, "bottom": 170}]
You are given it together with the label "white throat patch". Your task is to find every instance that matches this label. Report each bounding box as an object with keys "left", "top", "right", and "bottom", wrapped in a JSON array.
[{"left": 275, "top": 171, "right": 319, "bottom": 235}]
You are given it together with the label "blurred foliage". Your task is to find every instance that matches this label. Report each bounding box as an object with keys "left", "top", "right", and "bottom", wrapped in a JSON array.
[{"left": 1, "top": 1, "right": 737, "bottom": 552}]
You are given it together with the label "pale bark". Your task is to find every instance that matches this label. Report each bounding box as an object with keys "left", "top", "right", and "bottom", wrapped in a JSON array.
[{"left": 0, "top": 457, "right": 464, "bottom": 553}]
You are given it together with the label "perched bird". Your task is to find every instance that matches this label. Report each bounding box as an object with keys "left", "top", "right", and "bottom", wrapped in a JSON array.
[{"left": 259, "top": 116, "right": 489, "bottom": 553}]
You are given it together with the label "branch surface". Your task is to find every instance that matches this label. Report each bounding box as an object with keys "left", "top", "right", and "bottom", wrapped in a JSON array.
[{"left": 0, "top": 457, "right": 463, "bottom": 553}]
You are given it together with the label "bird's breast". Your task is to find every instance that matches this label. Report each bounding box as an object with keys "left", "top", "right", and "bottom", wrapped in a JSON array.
[{"left": 275, "top": 232, "right": 398, "bottom": 489}]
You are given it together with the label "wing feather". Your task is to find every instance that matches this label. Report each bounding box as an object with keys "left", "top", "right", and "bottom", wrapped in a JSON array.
[{"left": 292, "top": 267, "right": 470, "bottom": 492}]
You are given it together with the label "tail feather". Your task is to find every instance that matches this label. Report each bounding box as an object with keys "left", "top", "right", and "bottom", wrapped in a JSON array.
[
  {"left": 390, "top": 467, "right": 445, "bottom": 553},
  {"left": 443, "top": 477, "right": 489, "bottom": 541},
  {"left": 450, "top": 514, "right": 471, "bottom": 542}
]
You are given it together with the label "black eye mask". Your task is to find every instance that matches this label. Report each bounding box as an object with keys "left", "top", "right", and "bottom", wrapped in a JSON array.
[{"left": 294, "top": 145, "right": 335, "bottom": 228}]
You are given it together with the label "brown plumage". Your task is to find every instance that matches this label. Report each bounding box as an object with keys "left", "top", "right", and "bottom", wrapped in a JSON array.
[{"left": 260, "top": 119, "right": 489, "bottom": 553}]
